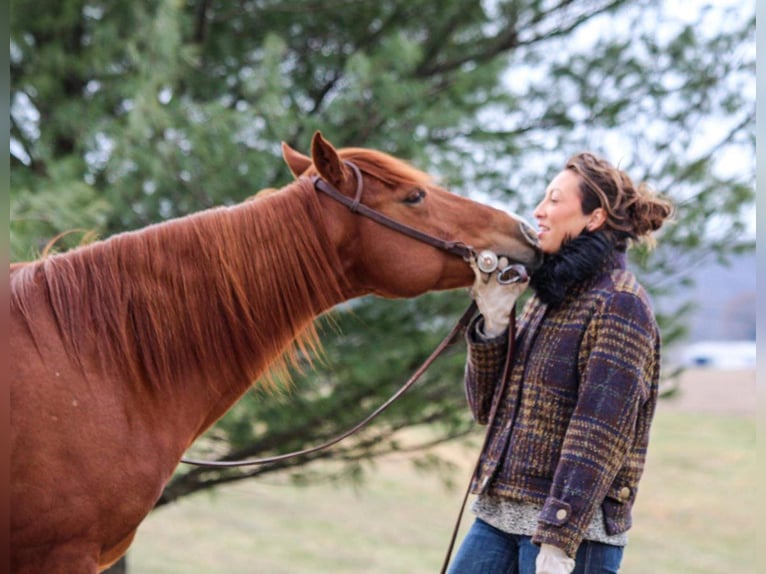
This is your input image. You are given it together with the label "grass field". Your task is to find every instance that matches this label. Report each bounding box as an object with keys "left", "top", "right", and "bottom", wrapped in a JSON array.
[{"left": 127, "top": 370, "right": 755, "bottom": 573}]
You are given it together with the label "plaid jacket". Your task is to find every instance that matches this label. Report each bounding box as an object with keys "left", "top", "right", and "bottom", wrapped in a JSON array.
[{"left": 464, "top": 252, "right": 661, "bottom": 557}]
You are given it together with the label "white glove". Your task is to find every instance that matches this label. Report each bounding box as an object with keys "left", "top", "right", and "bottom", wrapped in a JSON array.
[
  {"left": 535, "top": 543, "right": 575, "bottom": 574},
  {"left": 469, "top": 257, "right": 528, "bottom": 338}
]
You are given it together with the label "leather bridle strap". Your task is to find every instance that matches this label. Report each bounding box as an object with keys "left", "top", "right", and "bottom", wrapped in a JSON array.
[
  {"left": 439, "top": 305, "right": 517, "bottom": 574},
  {"left": 180, "top": 302, "right": 478, "bottom": 468},
  {"left": 312, "top": 161, "right": 475, "bottom": 260}
]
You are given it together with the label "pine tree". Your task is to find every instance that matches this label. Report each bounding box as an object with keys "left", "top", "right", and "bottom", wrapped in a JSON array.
[{"left": 11, "top": 0, "right": 754, "bottom": 516}]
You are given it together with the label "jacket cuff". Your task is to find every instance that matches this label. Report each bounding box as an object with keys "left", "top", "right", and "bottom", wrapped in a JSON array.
[
  {"left": 466, "top": 315, "right": 509, "bottom": 344},
  {"left": 532, "top": 497, "right": 583, "bottom": 558}
]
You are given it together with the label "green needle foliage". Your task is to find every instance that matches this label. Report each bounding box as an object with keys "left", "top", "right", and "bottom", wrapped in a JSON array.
[{"left": 11, "top": 0, "right": 754, "bottom": 502}]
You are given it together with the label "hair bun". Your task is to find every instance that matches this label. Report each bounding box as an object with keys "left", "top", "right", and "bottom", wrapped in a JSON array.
[{"left": 630, "top": 183, "right": 674, "bottom": 238}]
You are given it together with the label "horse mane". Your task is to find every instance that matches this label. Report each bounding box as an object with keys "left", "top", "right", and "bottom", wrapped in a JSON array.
[
  {"left": 11, "top": 148, "right": 434, "bottom": 398},
  {"left": 11, "top": 178, "right": 350, "bottom": 395}
]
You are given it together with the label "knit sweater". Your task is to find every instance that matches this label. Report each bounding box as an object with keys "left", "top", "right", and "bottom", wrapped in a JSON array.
[
  {"left": 472, "top": 495, "right": 628, "bottom": 546},
  {"left": 464, "top": 235, "right": 661, "bottom": 558}
]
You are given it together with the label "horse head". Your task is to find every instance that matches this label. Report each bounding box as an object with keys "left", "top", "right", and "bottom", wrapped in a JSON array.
[{"left": 282, "top": 132, "right": 541, "bottom": 298}]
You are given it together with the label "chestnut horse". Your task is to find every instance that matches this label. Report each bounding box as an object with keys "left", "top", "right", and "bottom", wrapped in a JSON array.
[{"left": 10, "top": 132, "right": 541, "bottom": 573}]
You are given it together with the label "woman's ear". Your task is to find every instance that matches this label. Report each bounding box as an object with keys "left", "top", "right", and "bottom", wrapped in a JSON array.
[{"left": 587, "top": 207, "right": 607, "bottom": 231}]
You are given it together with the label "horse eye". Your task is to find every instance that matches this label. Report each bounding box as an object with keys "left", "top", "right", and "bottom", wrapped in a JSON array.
[{"left": 403, "top": 189, "right": 426, "bottom": 205}]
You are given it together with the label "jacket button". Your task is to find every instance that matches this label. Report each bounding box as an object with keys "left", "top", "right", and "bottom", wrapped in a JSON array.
[
  {"left": 619, "top": 486, "right": 631, "bottom": 500},
  {"left": 556, "top": 508, "right": 568, "bottom": 520}
]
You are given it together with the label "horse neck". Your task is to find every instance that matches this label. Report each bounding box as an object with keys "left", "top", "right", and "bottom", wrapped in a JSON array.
[{"left": 40, "top": 179, "right": 351, "bottom": 434}]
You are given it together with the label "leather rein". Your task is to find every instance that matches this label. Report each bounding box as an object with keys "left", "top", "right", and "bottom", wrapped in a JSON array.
[
  {"left": 180, "top": 300, "right": 478, "bottom": 468},
  {"left": 181, "top": 160, "right": 484, "bottom": 469}
]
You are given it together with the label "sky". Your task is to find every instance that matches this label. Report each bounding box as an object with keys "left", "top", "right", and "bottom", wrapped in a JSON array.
[{"left": 500, "top": 0, "right": 756, "bottom": 237}]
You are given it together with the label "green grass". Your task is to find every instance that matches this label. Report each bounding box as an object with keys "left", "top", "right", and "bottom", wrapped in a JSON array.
[
  {"left": 128, "top": 409, "right": 755, "bottom": 573},
  {"left": 620, "top": 411, "right": 755, "bottom": 574}
]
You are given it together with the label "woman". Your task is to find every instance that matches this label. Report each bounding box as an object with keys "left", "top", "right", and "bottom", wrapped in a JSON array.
[{"left": 449, "top": 153, "right": 673, "bottom": 574}]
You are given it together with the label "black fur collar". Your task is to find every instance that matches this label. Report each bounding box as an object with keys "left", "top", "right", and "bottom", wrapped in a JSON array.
[{"left": 529, "top": 231, "right": 620, "bottom": 308}]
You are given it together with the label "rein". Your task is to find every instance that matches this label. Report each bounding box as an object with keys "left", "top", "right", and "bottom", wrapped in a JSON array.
[
  {"left": 180, "top": 160, "right": 495, "bottom": 469},
  {"left": 440, "top": 306, "right": 517, "bottom": 574},
  {"left": 180, "top": 302, "right": 478, "bottom": 468}
]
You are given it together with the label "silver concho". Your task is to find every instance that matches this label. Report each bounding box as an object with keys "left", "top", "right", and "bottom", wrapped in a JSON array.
[{"left": 476, "top": 250, "right": 499, "bottom": 273}]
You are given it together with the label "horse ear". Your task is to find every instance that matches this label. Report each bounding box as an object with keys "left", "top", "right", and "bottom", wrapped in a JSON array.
[
  {"left": 311, "top": 131, "right": 346, "bottom": 188},
  {"left": 281, "top": 141, "right": 313, "bottom": 178}
]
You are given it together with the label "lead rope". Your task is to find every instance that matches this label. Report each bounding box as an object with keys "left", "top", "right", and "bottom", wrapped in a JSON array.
[
  {"left": 439, "top": 305, "right": 517, "bottom": 574},
  {"left": 180, "top": 302, "right": 479, "bottom": 468}
]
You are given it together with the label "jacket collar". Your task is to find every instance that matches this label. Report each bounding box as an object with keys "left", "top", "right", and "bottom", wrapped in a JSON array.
[{"left": 529, "top": 230, "right": 624, "bottom": 308}]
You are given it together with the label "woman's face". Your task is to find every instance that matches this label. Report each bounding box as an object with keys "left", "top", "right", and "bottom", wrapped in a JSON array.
[{"left": 533, "top": 169, "right": 593, "bottom": 254}]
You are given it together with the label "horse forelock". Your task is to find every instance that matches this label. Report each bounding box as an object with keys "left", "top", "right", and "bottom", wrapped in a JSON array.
[
  {"left": 339, "top": 148, "right": 434, "bottom": 189},
  {"left": 14, "top": 178, "right": 349, "bottom": 396}
]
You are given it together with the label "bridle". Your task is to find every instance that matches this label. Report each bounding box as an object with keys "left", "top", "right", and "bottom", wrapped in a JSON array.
[
  {"left": 313, "top": 160, "right": 529, "bottom": 284},
  {"left": 313, "top": 160, "right": 476, "bottom": 260},
  {"left": 181, "top": 159, "right": 526, "bottom": 468},
  {"left": 180, "top": 160, "right": 528, "bottom": 570}
]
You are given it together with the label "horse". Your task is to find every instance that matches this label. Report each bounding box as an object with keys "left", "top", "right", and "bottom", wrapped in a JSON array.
[{"left": 10, "top": 131, "right": 541, "bottom": 573}]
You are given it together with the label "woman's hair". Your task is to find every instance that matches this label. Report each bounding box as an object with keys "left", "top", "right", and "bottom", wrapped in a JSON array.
[{"left": 566, "top": 152, "right": 674, "bottom": 250}]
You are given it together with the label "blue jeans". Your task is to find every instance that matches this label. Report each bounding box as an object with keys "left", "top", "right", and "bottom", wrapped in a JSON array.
[{"left": 447, "top": 518, "right": 624, "bottom": 574}]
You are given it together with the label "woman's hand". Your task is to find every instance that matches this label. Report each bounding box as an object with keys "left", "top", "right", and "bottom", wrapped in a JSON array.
[
  {"left": 469, "top": 257, "right": 528, "bottom": 337},
  {"left": 535, "top": 543, "right": 575, "bottom": 574}
]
